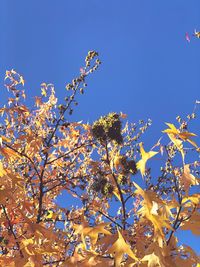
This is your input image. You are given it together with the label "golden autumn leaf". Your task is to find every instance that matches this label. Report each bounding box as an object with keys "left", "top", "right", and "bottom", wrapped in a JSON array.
[
  {"left": 113, "top": 152, "right": 124, "bottom": 171},
  {"left": 0, "top": 147, "right": 20, "bottom": 159},
  {"left": 107, "top": 229, "right": 138, "bottom": 266},
  {"left": 0, "top": 54, "right": 199, "bottom": 267},
  {"left": 136, "top": 143, "right": 158, "bottom": 176},
  {"left": 163, "top": 123, "right": 198, "bottom": 148},
  {"left": 0, "top": 135, "right": 11, "bottom": 145},
  {"left": 180, "top": 164, "right": 199, "bottom": 193},
  {"left": 113, "top": 187, "right": 123, "bottom": 201},
  {"left": 83, "top": 223, "right": 111, "bottom": 246},
  {"left": 41, "top": 83, "right": 47, "bottom": 97},
  {"left": 181, "top": 211, "right": 200, "bottom": 235},
  {"left": 133, "top": 182, "right": 173, "bottom": 247},
  {"left": 21, "top": 238, "right": 35, "bottom": 256},
  {"left": 45, "top": 210, "right": 54, "bottom": 219},
  {"left": 0, "top": 162, "right": 7, "bottom": 177},
  {"left": 74, "top": 219, "right": 111, "bottom": 249},
  {"left": 182, "top": 194, "right": 200, "bottom": 206},
  {"left": 141, "top": 252, "right": 161, "bottom": 267}
]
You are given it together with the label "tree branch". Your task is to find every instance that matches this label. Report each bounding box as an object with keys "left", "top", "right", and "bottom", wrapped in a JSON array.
[{"left": 1, "top": 205, "right": 24, "bottom": 258}]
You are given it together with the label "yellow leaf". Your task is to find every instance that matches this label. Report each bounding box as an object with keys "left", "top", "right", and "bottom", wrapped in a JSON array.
[
  {"left": 0, "top": 136, "right": 11, "bottom": 144},
  {"left": 0, "top": 162, "right": 7, "bottom": 177},
  {"left": 133, "top": 182, "right": 173, "bottom": 246},
  {"left": 41, "top": 88, "right": 47, "bottom": 97},
  {"left": 163, "top": 123, "right": 179, "bottom": 134},
  {"left": 113, "top": 153, "right": 124, "bottom": 171},
  {"left": 107, "top": 229, "right": 138, "bottom": 266},
  {"left": 181, "top": 211, "right": 200, "bottom": 235},
  {"left": 141, "top": 252, "right": 161, "bottom": 267},
  {"left": 163, "top": 123, "right": 198, "bottom": 148},
  {"left": 180, "top": 164, "right": 199, "bottom": 193},
  {"left": 83, "top": 223, "right": 111, "bottom": 245},
  {"left": 182, "top": 194, "right": 200, "bottom": 205},
  {"left": 45, "top": 210, "right": 53, "bottom": 219},
  {"left": 21, "top": 238, "right": 35, "bottom": 256},
  {"left": 136, "top": 143, "right": 158, "bottom": 176},
  {"left": 20, "top": 75, "right": 25, "bottom": 86},
  {"left": 41, "top": 83, "right": 47, "bottom": 97},
  {"left": 194, "top": 30, "right": 200, "bottom": 38},
  {"left": 113, "top": 187, "right": 122, "bottom": 201}
]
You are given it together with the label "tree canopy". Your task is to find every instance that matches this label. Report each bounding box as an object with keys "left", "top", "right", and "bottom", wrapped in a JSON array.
[{"left": 0, "top": 51, "right": 199, "bottom": 266}]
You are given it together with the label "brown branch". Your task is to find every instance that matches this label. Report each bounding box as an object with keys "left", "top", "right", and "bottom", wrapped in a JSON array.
[
  {"left": 166, "top": 204, "right": 182, "bottom": 246},
  {"left": 98, "top": 210, "right": 123, "bottom": 229},
  {"left": 167, "top": 174, "right": 183, "bottom": 245},
  {"left": 46, "top": 141, "right": 95, "bottom": 165},
  {"left": 3, "top": 143, "right": 41, "bottom": 180},
  {"left": 43, "top": 230, "right": 75, "bottom": 266},
  {"left": 2, "top": 142, "right": 46, "bottom": 224},
  {"left": 1, "top": 205, "right": 24, "bottom": 258},
  {"left": 104, "top": 141, "right": 127, "bottom": 230},
  {"left": 112, "top": 172, "right": 126, "bottom": 230},
  {"left": 124, "top": 192, "right": 135, "bottom": 204},
  {"left": 36, "top": 153, "right": 48, "bottom": 223},
  {"left": 45, "top": 78, "right": 82, "bottom": 149},
  {"left": 36, "top": 79, "right": 93, "bottom": 223}
]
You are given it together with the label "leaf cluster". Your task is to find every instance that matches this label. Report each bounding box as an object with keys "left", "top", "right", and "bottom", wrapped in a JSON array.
[{"left": 0, "top": 53, "right": 199, "bottom": 267}]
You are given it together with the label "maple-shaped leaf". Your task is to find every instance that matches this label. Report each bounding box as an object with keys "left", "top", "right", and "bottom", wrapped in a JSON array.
[
  {"left": 107, "top": 229, "right": 138, "bottom": 266},
  {"left": 141, "top": 252, "right": 162, "bottom": 267},
  {"left": 174, "top": 244, "right": 200, "bottom": 267},
  {"left": 136, "top": 143, "right": 158, "bottom": 176},
  {"left": 180, "top": 164, "right": 199, "bottom": 194},
  {"left": 83, "top": 223, "right": 111, "bottom": 246},
  {"left": 182, "top": 194, "right": 200, "bottom": 206},
  {"left": 133, "top": 182, "right": 173, "bottom": 247},
  {"left": 181, "top": 211, "right": 200, "bottom": 235},
  {"left": 73, "top": 216, "right": 111, "bottom": 249},
  {"left": 41, "top": 83, "right": 47, "bottom": 97},
  {"left": 163, "top": 123, "right": 198, "bottom": 148}
]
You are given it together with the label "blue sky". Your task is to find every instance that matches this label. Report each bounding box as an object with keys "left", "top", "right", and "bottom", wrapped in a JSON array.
[{"left": 1, "top": 0, "right": 200, "bottom": 254}]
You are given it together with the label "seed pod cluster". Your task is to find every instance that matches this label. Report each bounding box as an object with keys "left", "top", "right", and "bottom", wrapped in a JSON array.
[
  {"left": 92, "top": 112, "right": 123, "bottom": 144},
  {"left": 91, "top": 177, "right": 113, "bottom": 197},
  {"left": 63, "top": 51, "right": 101, "bottom": 115}
]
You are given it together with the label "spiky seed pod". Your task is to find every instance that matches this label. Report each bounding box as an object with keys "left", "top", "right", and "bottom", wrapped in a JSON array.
[{"left": 92, "top": 112, "right": 123, "bottom": 144}]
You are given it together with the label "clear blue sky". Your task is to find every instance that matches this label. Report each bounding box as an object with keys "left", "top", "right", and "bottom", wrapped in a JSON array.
[{"left": 1, "top": 0, "right": 200, "bottom": 254}]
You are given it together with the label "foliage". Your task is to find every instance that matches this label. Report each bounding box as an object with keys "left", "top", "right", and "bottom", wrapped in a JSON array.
[{"left": 0, "top": 51, "right": 199, "bottom": 266}]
